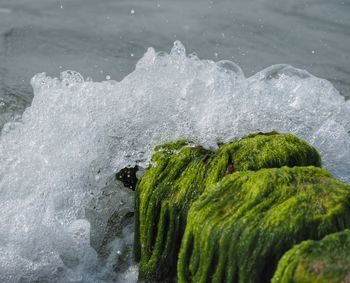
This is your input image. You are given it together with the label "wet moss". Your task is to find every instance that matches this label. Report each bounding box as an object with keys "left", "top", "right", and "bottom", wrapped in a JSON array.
[
  {"left": 272, "top": 229, "right": 350, "bottom": 283},
  {"left": 178, "top": 166, "right": 350, "bottom": 283},
  {"left": 221, "top": 131, "right": 321, "bottom": 171},
  {"left": 135, "top": 132, "right": 322, "bottom": 281}
]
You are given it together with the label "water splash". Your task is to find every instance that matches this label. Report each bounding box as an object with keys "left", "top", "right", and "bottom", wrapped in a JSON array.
[{"left": 0, "top": 41, "right": 349, "bottom": 282}]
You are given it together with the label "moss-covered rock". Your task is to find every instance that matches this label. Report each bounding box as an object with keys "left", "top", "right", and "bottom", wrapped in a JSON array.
[
  {"left": 178, "top": 166, "right": 350, "bottom": 283},
  {"left": 272, "top": 229, "right": 350, "bottom": 283},
  {"left": 135, "top": 132, "right": 322, "bottom": 281}
]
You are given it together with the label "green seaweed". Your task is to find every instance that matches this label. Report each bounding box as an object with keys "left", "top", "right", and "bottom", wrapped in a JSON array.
[
  {"left": 178, "top": 166, "right": 350, "bottom": 283},
  {"left": 272, "top": 229, "right": 350, "bottom": 283},
  {"left": 135, "top": 132, "right": 322, "bottom": 281}
]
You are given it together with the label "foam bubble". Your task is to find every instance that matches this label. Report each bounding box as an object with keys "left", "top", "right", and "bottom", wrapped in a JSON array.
[{"left": 0, "top": 41, "right": 349, "bottom": 282}]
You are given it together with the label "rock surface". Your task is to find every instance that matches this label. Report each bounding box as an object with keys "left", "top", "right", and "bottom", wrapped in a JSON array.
[
  {"left": 272, "top": 229, "right": 350, "bottom": 283},
  {"left": 135, "top": 132, "right": 322, "bottom": 281},
  {"left": 178, "top": 166, "right": 350, "bottom": 283}
]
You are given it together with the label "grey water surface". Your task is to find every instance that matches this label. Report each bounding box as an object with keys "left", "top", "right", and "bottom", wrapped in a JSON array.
[{"left": 0, "top": 0, "right": 349, "bottom": 128}]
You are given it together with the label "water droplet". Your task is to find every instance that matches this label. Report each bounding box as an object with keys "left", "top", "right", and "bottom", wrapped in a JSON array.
[
  {"left": 170, "top": 40, "right": 186, "bottom": 56},
  {"left": 130, "top": 53, "right": 134, "bottom": 57},
  {"left": 130, "top": 9, "right": 135, "bottom": 15},
  {"left": 60, "top": 70, "right": 84, "bottom": 86},
  {"left": 106, "top": 75, "right": 111, "bottom": 80}
]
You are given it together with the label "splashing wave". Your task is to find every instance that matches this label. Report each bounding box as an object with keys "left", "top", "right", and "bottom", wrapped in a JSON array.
[{"left": 0, "top": 41, "right": 349, "bottom": 282}]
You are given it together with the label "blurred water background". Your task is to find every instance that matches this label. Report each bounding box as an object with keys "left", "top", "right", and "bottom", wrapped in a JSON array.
[{"left": 0, "top": 0, "right": 349, "bottom": 129}]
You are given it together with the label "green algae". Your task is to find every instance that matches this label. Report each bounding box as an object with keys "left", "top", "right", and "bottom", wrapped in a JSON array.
[
  {"left": 134, "top": 132, "right": 322, "bottom": 281},
  {"left": 272, "top": 229, "right": 350, "bottom": 283},
  {"left": 220, "top": 131, "right": 321, "bottom": 171},
  {"left": 177, "top": 166, "right": 350, "bottom": 283}
]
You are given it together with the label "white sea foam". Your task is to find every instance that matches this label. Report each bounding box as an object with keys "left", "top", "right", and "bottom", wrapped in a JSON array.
[{"left": 0, "top": 41, "right": 349, "bottom": 282}]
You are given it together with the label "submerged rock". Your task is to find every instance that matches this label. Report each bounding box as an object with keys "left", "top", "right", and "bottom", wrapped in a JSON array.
[
  {"left": 85, "top": 166, "right": 145, "bottom": 280},
  {"left": 85, "top": 165, "right": 147, "bottom": 277},
  {"left": 85, "top": 177, "right": 134, "bottom": 256},
  {"left": 134, "top": 132, "right": 322, "bottom": 281},
  {"left": 178, "top": 166, "right": 350, "bottom": 283},
  {"left": 272, "top": 229, "right": 350, "bottom": 283}
]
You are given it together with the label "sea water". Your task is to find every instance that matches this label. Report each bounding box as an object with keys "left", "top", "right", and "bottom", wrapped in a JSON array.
[
  {"left": 0, "top": 41, "right": 349, "bottom": 282},
  {"left": 1, "top": 0, "right": 350, "bottom": 130}
]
